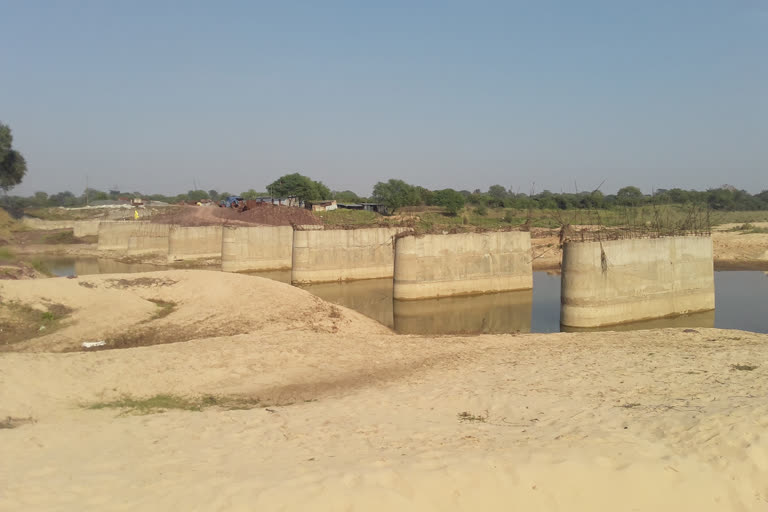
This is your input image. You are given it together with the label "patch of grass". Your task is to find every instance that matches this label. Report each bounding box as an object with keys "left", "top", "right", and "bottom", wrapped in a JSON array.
[
  {"left": 28, "top": 259, "right": 52, "bottom": 276},
  {"left": 86, "top": 393, "right": 263, "bottom": 415},
  {"left": 315, "top": 208, "right": 408, "bottom": 228},
  {"left": 0, "top": 247, "right": 15, "bottom": 262},
  {"left": 88, "top": 394, "right": 203, "bottom": 414},
  {"left": 0, "top": 302, "right": 72, "bottom": 349},
  {"left": 42, "top": 230, "right": 80, "bottom": 244},
  {"left": 106, "top": 277, "right": 177, "bottom": 288},
  {"left": 619, "top": 402, "right": 642, "bottom": 408},
  {"left": 145, "top": 299, "right": 177, "bottom": 321},
  {"left": 457, "top": 410, "right": 488, "bottom": 423},
  {"left": 80, "top": 321, "right": 249, "bottom": 351},
  {"left": 0, "top": 416, "right": 36, "bottom": 429},
  {"left": 724, "top": 223, "right": 768, "bottom": 234},
  {"left": 731, "top": 364, "right": 758, "bottom": 371},
  {"left": 328, "top": 305, "right": 342, "bottom": 319}
]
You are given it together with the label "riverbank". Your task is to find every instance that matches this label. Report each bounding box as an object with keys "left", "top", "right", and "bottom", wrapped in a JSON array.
[
  {"left": 1, "top": 270, "right": 767, "bottom": 510},
  {"left": 8, "top": 223, "right": 768, "bottom": 272}
]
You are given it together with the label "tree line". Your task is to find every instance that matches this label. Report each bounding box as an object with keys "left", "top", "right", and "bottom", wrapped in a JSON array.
[
  {"left": 5, "top": 179, "right": 768, "bottom": 217},
  {"left": 1, "top": 127, "right": 766, "bottom": 217}
]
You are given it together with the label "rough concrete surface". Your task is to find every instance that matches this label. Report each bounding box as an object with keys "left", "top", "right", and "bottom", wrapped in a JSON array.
[
  {"left": 393, "top": 231, "right": 532, "bottom": 300},
  {"left": 560, "top": 236, "right": 715, "bottom": 328},
  {"left": 221, "top": 225, "right": 294, "bottom": 272},
  {"left": 292, "top": 227, "right": 403, "bottom": 284}
]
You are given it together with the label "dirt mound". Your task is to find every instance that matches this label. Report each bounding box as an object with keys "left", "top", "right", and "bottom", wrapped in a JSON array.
[
  {"left": 0, "top": 270, "right": 390, "bottom": 352},
  {"left": 151, "top": 204, "right": 322, "bottom": 227}
]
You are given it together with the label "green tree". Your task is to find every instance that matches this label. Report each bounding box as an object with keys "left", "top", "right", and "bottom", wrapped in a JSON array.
[
  {"left": 241, "top": 189, "right": 268, "bottom": 200},
  {"left": 0, "top": 122, "right": 28, "bottom": 192},
  {"left": 267, "top": 173, "right": 330, "bottom": 203},
  {"left": 616, "top": 186, "right": 644, "bottom": 206},
  {"left": 415, "top": 186, "right": 433, "bottom": 206},
  {"left": 83, "top": 188, "right": 109, "bottom": 202},
  {"left": 33, "top": 191, "right": 48, "bottom": 206},
  {"left": 49, "top": 191, "right": 77, "bottom": 207},
  {"left": 332, "top": 190, "right": 362, "bottom": 203},
  {"left": 371, "top": 179, "right": 421, "bottom": 213},
  {"left": 432, "top": 188, "right": 465, "bottom": 216},
  {"left": 579, "top": 191, "right": 605, "bottom": 209},
  {"left": 186, "top": 190, "right": 209, "bottom": 202},
  {"left": 488, "top": 184, "right": 508, "bottom": 204},
  {"left": 707, "top": 188, "right": 735, "bottom": 210}
]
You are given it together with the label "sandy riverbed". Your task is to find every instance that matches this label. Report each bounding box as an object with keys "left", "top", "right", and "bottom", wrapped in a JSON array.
[{"left": 1, "top": 271, "right": 767, "bottom": 510}]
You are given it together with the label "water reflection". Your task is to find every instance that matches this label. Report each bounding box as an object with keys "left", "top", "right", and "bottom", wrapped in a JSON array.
[
  {"left": 394, "top": 290, "right": 532, "bottom": 334},
  {"left": 561, "top": 309, "right": 716, "bottom": 333},
  {"left": 242, "top": 269, "right": 292, "bottom": 284},
  {"left": 38, "top": 256, "right": 160, "bottom": 276},
  {"left": 300, "top": 279, "right": 394, "bottom": 328},
  {"left": 300, "top": 278, "right": 533, "bottom": 334},
  {"left": 713, "top": 270, "right": 768, "bottom": 334}
]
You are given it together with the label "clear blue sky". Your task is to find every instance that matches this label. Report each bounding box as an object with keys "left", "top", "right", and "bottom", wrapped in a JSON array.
[{"left": 2, "top": 1, "right": 766, "bottom": 197}]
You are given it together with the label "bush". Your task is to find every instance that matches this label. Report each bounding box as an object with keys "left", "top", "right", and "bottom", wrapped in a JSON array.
[
  {"left": 432, "top": 188, "right": 465, "bottom": 216},
  {"left": 474, "top": 205, "right": 488, "bottom": 216}
]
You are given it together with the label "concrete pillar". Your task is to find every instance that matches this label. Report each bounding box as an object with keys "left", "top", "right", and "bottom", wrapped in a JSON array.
[
  {"left": 560, "top": 236, "right": 715, "bottom": 328},
  {"left": 127, "top": 223, "right": 170, "bottom": 255},
  {"left": 291, "top": 227, "right": 403, "bottom": 284},
  {"left": 167, "top": 225, "right": 223, "bottom": 263},
  {"left": 73, "top": 220, "right": 101, "bottom": 237},
  {"left": 221, "top": 225, "right": 294, "bottom": 272},
  {"left": 97, "top": 221, "right": 146, "bottom": 251},
  {"left": 393, "top": 231, "right": 532, "bottom": 300}
]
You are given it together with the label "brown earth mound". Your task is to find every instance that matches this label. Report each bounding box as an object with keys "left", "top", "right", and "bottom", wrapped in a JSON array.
[{"left": 151, "top": 204, "right": 322, "bottom": 227}]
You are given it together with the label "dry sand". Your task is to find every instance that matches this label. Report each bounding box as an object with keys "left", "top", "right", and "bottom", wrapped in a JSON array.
[
  {"left": 1, "top": 271, "right": 767, "bottom": 510},
  {"left": 0, "top": 270, "right": 388, "bottom": 352}
]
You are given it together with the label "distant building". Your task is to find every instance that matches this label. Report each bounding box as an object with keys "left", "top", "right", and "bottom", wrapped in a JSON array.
[
  {"left": 362, "top": 203, "right": 390, "bottom": 215},
  {"left": 306, "top": 200, "right": 338, "bottom": 212},
  {"left": 337, "top": 202, "right": 390, "bottom": 215},
  {"left": 251, "top": 196, "right": 303, "bottom": 207}
]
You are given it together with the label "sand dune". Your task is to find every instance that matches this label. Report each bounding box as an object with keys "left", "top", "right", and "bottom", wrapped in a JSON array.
[
  {"left": 1, "top": 271, "right": 767, "bottom": 510},
  {"left": 0, "top": 270, "right": 389, "bottom": 352}
]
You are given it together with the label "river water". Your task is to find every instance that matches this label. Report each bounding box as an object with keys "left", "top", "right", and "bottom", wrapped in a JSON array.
[{"left": 39, "top": 256, "right": 768, "bottom": 335}]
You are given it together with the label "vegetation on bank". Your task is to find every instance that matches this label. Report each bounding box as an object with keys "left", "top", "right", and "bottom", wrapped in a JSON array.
[
  {"left": 4, "top": 168, "right": 768, "bottom": 215},
  {"left": 316, "top": 204, "right": 768, "bottom": 232},
  {"left": 0, "top": 122, "right": 27, "bottom": 193}
]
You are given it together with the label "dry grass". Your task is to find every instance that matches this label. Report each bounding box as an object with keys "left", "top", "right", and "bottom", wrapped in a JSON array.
[
  {"left": 86, "top": 393, "right": 264, "bottom": 415},
  {"left": 42, "top": 231, "right": 86, "bottom": 244},
  {"left": 0, "top": 416, "right": 36, "bottom": 429},
  {"left": 0, "top": 302, "right": 72, "bottom": 349},
  {"left": 105, "top": 277, "right": 177, "bottom": 288},
  {"left": 457, "top": 411, "right": 488, "bottom": 423},
  {"left": 146, "top": 299, "right": 177, "bottom": 321},
  {"left": 80, "top": 322, "right": 246, "bottom": 351}
]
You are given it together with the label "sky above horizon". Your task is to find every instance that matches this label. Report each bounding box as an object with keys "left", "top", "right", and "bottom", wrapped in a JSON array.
[{"left": 2, "top": 1, "right": 767, "bottom": 197}]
